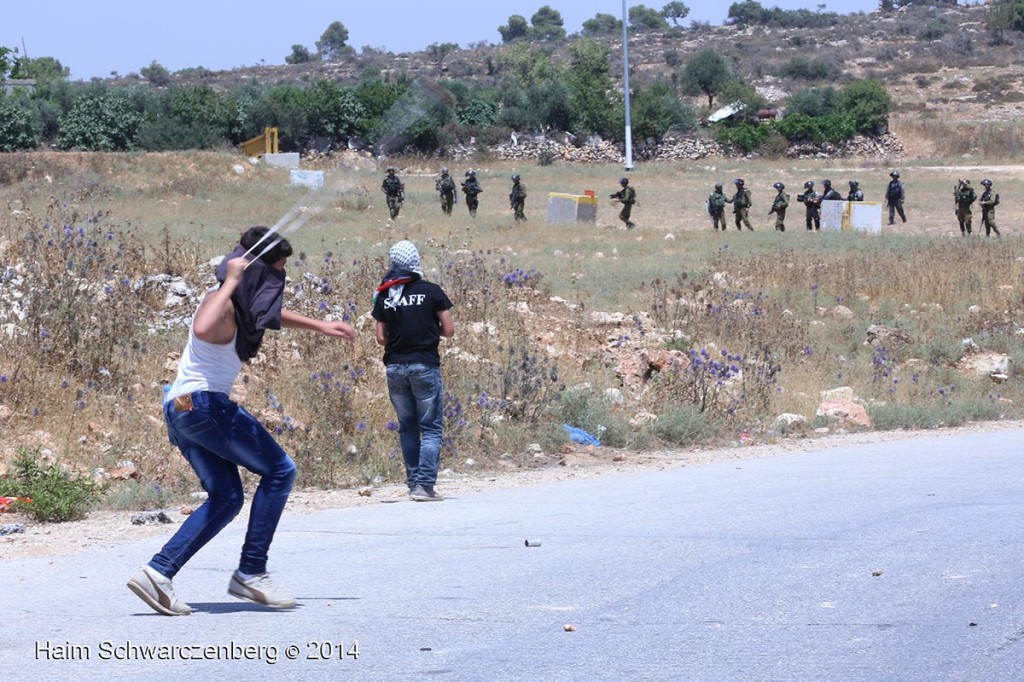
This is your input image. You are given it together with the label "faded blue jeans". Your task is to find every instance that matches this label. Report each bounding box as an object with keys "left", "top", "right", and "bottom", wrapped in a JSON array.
[
  {"left": 386, "top": 363, "right": 443, "bottom": 490},
  {"left": 150, "top": 391, "right": 296, "bottom": 578}
]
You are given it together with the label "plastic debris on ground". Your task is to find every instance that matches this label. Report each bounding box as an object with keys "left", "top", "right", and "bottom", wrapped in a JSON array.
[
  {"left": 0, "top": 496, "right": 32, "bottom": 513},
  {"left": 562, "top": 424, "right": 601, "bottom": 446}
]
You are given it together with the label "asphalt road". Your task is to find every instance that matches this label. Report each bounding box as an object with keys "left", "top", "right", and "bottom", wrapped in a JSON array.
[{"left": 2, "top": 429, "right": 1023, "bottom": 681}]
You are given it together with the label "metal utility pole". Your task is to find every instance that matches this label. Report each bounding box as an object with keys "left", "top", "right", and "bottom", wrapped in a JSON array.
[{"left": 621, "top": 0, "right": 634, "bottom": 171}]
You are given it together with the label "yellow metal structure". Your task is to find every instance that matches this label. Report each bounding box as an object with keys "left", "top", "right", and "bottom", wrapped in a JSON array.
[{"left": 241, "top": 127, "right": 279, "bottom": 157}]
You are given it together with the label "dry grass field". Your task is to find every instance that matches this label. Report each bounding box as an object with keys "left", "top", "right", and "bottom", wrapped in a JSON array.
[{"left": 3, "top": 148, "right": 1024, "bottom": 512}]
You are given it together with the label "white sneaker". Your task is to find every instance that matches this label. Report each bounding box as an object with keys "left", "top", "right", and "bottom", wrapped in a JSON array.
[
  {"left": 228, "top": 570, "right": 296, "bottom": 609},
  {"left": 127, "top": 565, "right": 192, "bottom": 616}
]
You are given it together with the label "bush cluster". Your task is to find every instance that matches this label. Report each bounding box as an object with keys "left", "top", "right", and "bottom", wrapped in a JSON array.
[
  {"left": 727, "top": 0, "right": 845, "bottom": 28},
  {"left": 0, "top": 38, "right": 701, "bottom": 155},
  {"left": 0, "top": 449, "right": 97, "bottom": 522},
  {"left": 717, "top": 79, "right": 892, "bottom": 153}
]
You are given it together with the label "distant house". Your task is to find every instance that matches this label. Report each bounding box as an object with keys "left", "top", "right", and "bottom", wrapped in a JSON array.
[{"left": 2, "top": 79, "right": 37, "bottom": 95}]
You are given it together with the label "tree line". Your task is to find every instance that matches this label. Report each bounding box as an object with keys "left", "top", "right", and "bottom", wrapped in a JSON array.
[
  {"left": 0, "top": 44, "right": 895, "bottom": 156},
  {"left": 20, "top": 0, "right": 1021, "bottom": 155}
]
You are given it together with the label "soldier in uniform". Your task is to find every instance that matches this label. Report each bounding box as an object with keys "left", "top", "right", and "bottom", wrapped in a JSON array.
[
  {"left": 610, "top": 177, "right": 637, "bottom": 229},
  {"left": 769, "top": 182, "right": 789, "bottom": 232},
  {"left": 726, "top": 178, "right": 753, "bottom": 231},
  {"left": 886, "top": 171, "right": 906, "bottom": 225},
  {"left": 820, "top": 179, "right": 842, "bottom": 202},
  {"left": 509, "top": 174, "right": 527, "bottom": 221},
  {"left": 436, "top": 167, "right": 456, "bottom": 216},
  {"left": 461, "top": 170, "right": 483, "bottom": 217},
  {"left": 707, "top": 182, "right": 727, "bottom": 231},
  {"left": 381, "top": 167, "right": 405, "bottom": 220},
  {"left": 799, "top": 180, "right": 821, "bottom": 231},
  {"left": 954, "top": 179, "right": 977, "bottom": 236},
  {"left": 978, "top": 178, "right": 1001, "bottom": 237},
  {"left": 847, "top": 180, "right": 864, "bottom": 202}
]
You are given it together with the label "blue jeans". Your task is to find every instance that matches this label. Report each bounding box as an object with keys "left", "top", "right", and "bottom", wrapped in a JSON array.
[
  {"left": 386, "top": 364, "right": 443, "bottom": 489},
  {"left": 150, "top": 391, "right": 296, "bottom": 578}
]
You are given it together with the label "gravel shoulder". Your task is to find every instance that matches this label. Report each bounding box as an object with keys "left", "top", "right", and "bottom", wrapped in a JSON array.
[{"left": 3, "top": 419, "right": 1021, "bottom": 563}]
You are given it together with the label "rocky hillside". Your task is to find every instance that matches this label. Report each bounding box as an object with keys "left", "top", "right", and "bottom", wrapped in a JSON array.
[{"left": 153, "top": 4, "right": 1022, "bottom": 123}]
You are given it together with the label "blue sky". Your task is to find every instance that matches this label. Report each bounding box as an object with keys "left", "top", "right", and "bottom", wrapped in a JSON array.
[{"left": 4, "top": 1, "right": 879, "bottom": 81}]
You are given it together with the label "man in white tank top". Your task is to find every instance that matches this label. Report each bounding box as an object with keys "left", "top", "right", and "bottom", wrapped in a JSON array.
[{"left": 127, "top": 227, "right": 355, "bottom": 616}]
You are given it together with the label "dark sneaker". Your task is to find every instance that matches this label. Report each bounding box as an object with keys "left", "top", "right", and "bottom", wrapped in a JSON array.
[
  {"left": 127, "top": 565, "right": 192, "bottom": 616},
  {"left": 228, "top": 570, "right": 296, "bottom": 609},
  {"left": 410, "top": 485, "right": 444, "bottom": 502}
]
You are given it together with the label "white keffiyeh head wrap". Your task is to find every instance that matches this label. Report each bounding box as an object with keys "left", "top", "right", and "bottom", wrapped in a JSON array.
[{"left": 389, "top": 240, "right": 423, "bottom": 275}]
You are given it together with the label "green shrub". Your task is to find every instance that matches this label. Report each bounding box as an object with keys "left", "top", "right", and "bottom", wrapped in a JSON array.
[
  {"left": 836, "top": 79, "right": 893, "bottom": 135},
  {"left": 140, "top": 61, "right": 171, "bottom": 86},
  {"left": 58, "top": 94, "right": 144, "bottom": 151},
  {"left": 136, "top": 117, "right": 224, "bottom": 151},
  {"left": 632, "top": 82, "right": 697, "bottom": 139},
  {"left": 760, "top": 133, "right": 789, "bottom": 157},
  {"left": 868, "top": 403, "right": 942, "bottom": 430},
  {"left": 918, "top": 20, "right": 954, "bottom": 41},
  {"left": 921, "top": 337, "right": 964, "bottom": 366},
  {"left": 102, "top": 480, "right": 176, "bottom": 511},
  {"left": 653, "top": 405, "right": 713, "bottom": 446},
  {"left": 0, "top": 97, "right": 40, "bottom": 151},
  {"left": 716, "top": 122, "right": 771, "bottom": 152},
  {"left": 558, "top": 386, "right": 606, "bottom": 426},
  {"left": 941, "top": 400, "right": 1004, "bottom": 427},
  {"left": 787, "top": 86, "right": 840, "bottom": 118},
  {"left": 457, "top": 98, "right": 499, "bottom": 127},
  {"left": 557, "top": 387, "right": 631, "bottom": 447},
  {"left": 0, "top": 450, "right": 97, "bottom": 523},
  {"left": 869, "top": 400, "right": 1003, "bottom": 431},
  {"left": 302, "top": 80, "right": 366, "bottom": 139},
  {"left": 779, "top": 57, "right": 840, "bottom": 81},
  {"left": 775, "top": 113, "right": 855, "bottom": 143}
]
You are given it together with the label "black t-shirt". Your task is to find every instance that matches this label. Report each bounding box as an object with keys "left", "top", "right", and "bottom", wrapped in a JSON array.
[{"left": 371, "top": 279, "right": 453, "bottom": 367}]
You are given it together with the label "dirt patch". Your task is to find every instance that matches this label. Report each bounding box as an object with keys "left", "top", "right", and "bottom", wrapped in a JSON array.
[{"left": 4, "top": 419, "right": 1021, "bottom": 563}]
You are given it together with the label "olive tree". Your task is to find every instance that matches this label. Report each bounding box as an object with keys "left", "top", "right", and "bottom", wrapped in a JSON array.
[
  {"left": 316, "top": 21, "right": 354, "bottom": 59},
  {"left": 498, "top": 15, "right": 529, "bottom": 43},
  {"left": 680, "top": 49, "right": 732, "bottom": 108},
  {"left": 662, "top": 2, "right": 691, "bottom": 26}
]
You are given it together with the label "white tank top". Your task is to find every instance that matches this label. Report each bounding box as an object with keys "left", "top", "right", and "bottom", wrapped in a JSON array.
[{"left": 166, "top": 323, "right": 242, "bottom": 402}]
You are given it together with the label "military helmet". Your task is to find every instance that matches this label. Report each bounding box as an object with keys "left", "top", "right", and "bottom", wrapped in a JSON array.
[
  {"left": 822, "top": 179, "right": 832, "bottom": 187},
  {"left": 386, "top": 166, "right": 396, "bottom": 174},
  {"left": 804, "top": 180, "right": 814, "bottom": 189},
  {"left": 620, "top": 177, "right": 629, "bottom": 186},
  {"left": 734, "top": 178, "right": 745, "bottom": 186},
  {"left": 511, "top": 174, "right": 520, "bottom": 182},
  {"left": 773, "top": 182, "right": 784, "bottom": 190},
  {"left": 466, "top": 169, "right": 476, "bottom": 177},
  {"left": 441, "top": 167, "right": 449, "bottom": 175},
  {"left": 714, "top": 182, "right": 724, "bottom": 190},
  {"left": 981, "top": 178, "right": 992, "bottom": 187},
  {"left": 849, "top": 180, "right": 859, "bottom": 188},
  {"left": 890, "top": 171, "right": 900, "bottom": 178}
]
